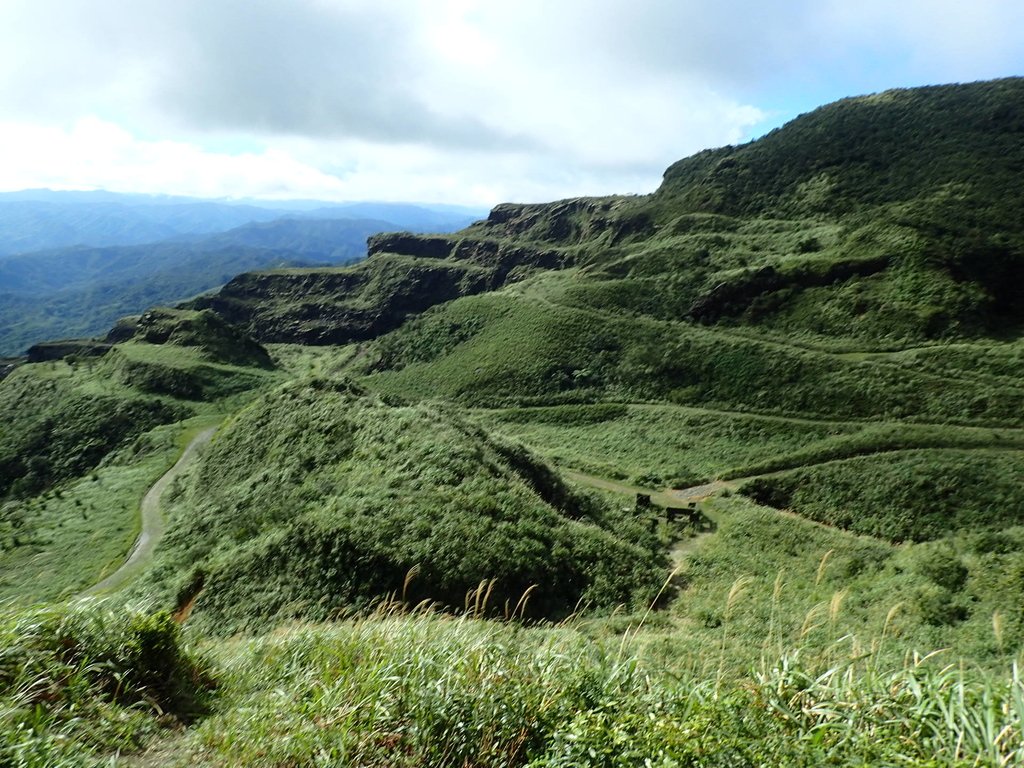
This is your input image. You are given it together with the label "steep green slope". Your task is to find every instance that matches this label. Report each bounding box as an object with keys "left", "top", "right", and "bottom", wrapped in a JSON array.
[
  {"left": 649, "top": 80, "right": 1024, "bottom": 341},
  {"left": 143, "top": 378, "right": 665, "bottom": 634},
  {"left": 357, "top": 284, "right": 1024, "bottom": 425},
  {"left": 0, "top": 310, "right": 280, "bottom": 602},
  {"left": 655, "top": 78, "right": 1024, "bottom": 219}
]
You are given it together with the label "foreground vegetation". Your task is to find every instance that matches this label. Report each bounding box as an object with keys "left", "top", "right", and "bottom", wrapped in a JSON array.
[{"left": 4, "top": 600, "right": 1024, "bottom": 767}]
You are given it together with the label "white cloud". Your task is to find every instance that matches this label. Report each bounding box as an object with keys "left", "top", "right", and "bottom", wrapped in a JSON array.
[
  {"left": 0, "top": 118, "right": 350, "bottom": 200},
  {"left": 0, "top": 0, "right": 1021, "bottom": 204}
]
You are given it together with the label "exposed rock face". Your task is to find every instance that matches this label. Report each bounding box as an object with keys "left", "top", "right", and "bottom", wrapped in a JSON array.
[
  {"left": 477, "top": 197, "right": 652, "bottom": 244},
  {"left": 367, "top": 232, "right": 454, "bottom": 259},
  {"left": 193, "top": 259, "right": 493, "bottom": 345},
  {"left": 184, "top": 194, "right": 650, "bottom": 347},
  {"left": 0, "top": 358, "right": 23, "bottom": 379},
  {"left": 25, "top": 340, "right": 112, "bottom": 363},
  {"left": 193, "top": 232, "right": 577, "bottom": 345},
  {"left": 367, "top": 231, "right": 570, "bottom": 272},
  {"left": 450, "top": 238, "right": 569, "bottom": 275}
]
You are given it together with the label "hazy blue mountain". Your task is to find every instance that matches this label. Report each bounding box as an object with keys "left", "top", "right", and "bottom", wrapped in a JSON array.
[
  {"left": 0, "top": 190, "right": 485, "bottom": 257},
  {"left": 301, "top": 202, "right": 485, "bottom": 230},
  {"left": 0, "top": 218, "right": 391, "bottom": 297},
  {"left": 0, "top": 208, "right": 476, "bottom": 354},
  {"left": 0, "top": 246, "right": 309, "bottom": 354},
  {"left": 0, "top": 200, "right": 286, "bottom": 256}
]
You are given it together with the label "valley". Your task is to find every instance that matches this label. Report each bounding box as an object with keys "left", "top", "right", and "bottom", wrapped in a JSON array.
[
  {"left": 2, "top": 78, "right": 1024, "bottom": 765},
  {"left": 0, "top": 196, "right": 482, "bottom": 356}
]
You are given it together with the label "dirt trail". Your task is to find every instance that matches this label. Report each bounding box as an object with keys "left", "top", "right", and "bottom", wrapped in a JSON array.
[
  {"left": 561, "top": 469, "right": 681, "bottom": 508},
  {"left": 669, "top": 481, "right": 729, "bottom": 502},
  {"left": 80, "top": 427, "right": 216, "bottom": 597}
]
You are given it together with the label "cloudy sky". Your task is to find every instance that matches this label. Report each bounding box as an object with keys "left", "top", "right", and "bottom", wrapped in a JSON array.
[{"left": 0, "top": 0, "right": 1022, "bottom": 206}]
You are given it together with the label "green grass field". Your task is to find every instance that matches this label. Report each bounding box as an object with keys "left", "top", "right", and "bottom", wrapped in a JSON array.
[{"left": 476, "top": 402, "right": 857, "bottom": 485}]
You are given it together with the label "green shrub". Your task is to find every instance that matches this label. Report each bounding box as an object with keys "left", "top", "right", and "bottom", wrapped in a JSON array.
[
  {"left": 741, "top": 450, "right": 1024, "bottom": 541},
  {"left": 0, "top": 602, "right": 211, "bottom": 766}
]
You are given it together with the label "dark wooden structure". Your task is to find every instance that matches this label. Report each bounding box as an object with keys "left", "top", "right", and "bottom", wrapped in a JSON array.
[{"left": 664, "top": 501, "right": 716, "bottom": 531}]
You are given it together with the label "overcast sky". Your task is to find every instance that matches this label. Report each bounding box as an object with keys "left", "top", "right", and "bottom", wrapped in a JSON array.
[{"left": 0, "top": 0, "right": 1022, "bottom": 206}]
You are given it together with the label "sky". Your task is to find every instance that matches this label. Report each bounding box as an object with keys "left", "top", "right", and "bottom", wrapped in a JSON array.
[{"left": 0, "top": 0, "right": 1022, "bottom": 206}]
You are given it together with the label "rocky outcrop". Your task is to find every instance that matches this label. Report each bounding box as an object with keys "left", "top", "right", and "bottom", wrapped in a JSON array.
[
  {"left": 193, "top": 257, "right": 498, "bottom": 345},
  {"left": 367, "top": 232, "right": 454, "bottom": 259},
  {"left": 476, "top": 197, "right": 652, "bottom": 245},
  {"left": 0, "top": 357, "right": 23, "bottom": 380},
  {"left": 105, "top": 316, "right": 142, "bottom": 344},
  {"left": 192, "top": 229, "right": 579, "bottom": 346},
  {"left": 25, "top": 340, "right": 112, "bottom": 363}
]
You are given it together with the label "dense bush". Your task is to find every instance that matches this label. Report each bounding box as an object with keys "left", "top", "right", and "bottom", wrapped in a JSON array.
[
  {"left": 0, "top": 380, "right": 187, "bottom": 498},
  {"left": 741, "top": 449, "right": 1024, "bottom": 541},
  {"left": 0, "top": 602, "right": 211, "bottom": 766}
]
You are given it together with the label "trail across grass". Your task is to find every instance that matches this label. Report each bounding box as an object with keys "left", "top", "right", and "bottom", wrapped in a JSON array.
[{"left": 80, "top": 425, "right": 217, "bottom": 597}]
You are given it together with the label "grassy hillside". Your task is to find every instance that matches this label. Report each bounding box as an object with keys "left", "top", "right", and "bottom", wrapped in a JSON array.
[
  {"left": 357, "top": 284, "right": 1024, "bottom": 426},
  {"left": 2, "top": 79, "right": 1024, "bottom": 765},
  {"left": 0, "top": 310, "right": 280, "bottom": 604}
]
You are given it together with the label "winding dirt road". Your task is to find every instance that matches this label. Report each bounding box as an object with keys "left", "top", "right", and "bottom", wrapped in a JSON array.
[{"left": 80, "top": 426, "right": 216, "bottom": 597}]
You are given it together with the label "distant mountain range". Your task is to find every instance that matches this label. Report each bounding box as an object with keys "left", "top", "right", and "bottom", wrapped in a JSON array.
[
  {"left": 0, "top": 190, "right": 484, "bottom": 255},
  {"left": 0, "top": 193, "right": 485, "bottom": 354}
]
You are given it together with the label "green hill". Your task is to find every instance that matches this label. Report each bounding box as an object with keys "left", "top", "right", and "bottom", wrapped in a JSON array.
[
  {"left": 141, "top": 378, "right": 664, "bottom": 634},
  {"left": 3, "top": 78, "right": 1024, "bottom": 765}
]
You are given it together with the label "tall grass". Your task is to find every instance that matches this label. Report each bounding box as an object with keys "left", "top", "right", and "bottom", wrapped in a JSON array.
[
  {"left": 756, "top": 651, "right": 1024, "bottom": 766},
  {"left": 4, "top": 591, "right": 1024, "bottom": 766},
  {"left": 161, "top": 605, "right": 1024, "bottom": 767},
  {"left": 0, "top": 601, "right": 210, "bottom": 767}
]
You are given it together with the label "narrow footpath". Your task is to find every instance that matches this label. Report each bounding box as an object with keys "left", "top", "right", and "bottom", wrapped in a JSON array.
[{"left": 80, "top": 426, "right": 217, "bottom": 597}]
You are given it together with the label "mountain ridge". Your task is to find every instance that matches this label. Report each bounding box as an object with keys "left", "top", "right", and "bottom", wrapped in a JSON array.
[{"left": 0, "top": 206, "right": 483, "bottom": 354}]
